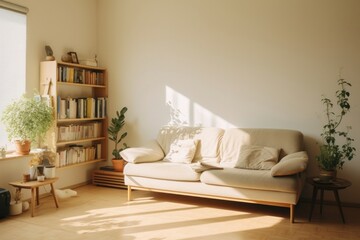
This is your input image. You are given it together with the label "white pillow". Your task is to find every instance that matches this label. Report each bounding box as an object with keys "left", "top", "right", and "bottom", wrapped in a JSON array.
[
  {"left": 164, "top": 139, "right": 199, "bottom": 164},
  {"left": 235, "top": 145, "right": 280, "bottom": 170},
  {"left": 120, "top": 140, "right": 164, "bottom": 163},
  {"left": 271, "top": 151, "right": 308, "bottom": 176}
]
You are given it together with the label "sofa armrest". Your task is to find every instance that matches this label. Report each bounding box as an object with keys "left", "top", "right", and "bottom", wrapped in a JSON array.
[
  {"left": 120, "top": 140, "right": 164, "bottom": 163},
  {"left": 270, "top": 151, "right": 308, "bottom": 177}
]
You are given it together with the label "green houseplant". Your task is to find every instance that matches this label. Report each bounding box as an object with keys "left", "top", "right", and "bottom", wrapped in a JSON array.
[
  {"left": 108, "top": 107, "right": 128, "bottom": 171},
  {"left": 1, "top": 95, "right": 54, "bottom": 155},
  {"left": 316, "top": 78, "right": 356, "bottom": 179}
]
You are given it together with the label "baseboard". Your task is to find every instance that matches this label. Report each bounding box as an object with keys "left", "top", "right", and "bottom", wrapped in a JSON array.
[{"left": 300, "top": 197, "right": 360, "bottom": 208}]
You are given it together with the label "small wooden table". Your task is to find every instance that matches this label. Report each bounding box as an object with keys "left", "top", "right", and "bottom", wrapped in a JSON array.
[
  {"left": 9, "top": 177, "right": 59, "bottom": 217},
  {"left": 307, "top": 177, "right": 351, "bottom": 223}
]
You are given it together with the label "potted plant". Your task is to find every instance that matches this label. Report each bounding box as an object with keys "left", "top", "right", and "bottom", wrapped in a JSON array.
[
  {"left": 316, "top": 78, "right": 356, "bottom": 180},
  {"left": 1, "top": 94, "right": 54, "bottom": 155},
  {"left": 108, "top": 107, "right": 128, "bottom": 171},
  {"left": 9, "top": 188, "right": 22, "bottom": 216}
]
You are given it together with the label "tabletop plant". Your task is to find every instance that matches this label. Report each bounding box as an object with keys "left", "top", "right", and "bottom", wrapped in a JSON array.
[
  {"left": 108, "top": 106, "right": 128, "bottom": 160},
  {"left": 316, "top": 78, "right": 356, "bottom": 171},
  {"left": 1, "top": 94, "right": 54, "bottom": 154}
]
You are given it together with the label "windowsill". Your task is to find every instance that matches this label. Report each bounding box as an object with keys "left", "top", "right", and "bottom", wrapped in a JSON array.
[{"left": 0, "top": 151, "right": 35, "bottom": 161}]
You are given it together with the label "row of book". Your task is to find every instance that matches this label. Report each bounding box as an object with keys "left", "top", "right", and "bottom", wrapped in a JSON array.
[
  {"left": 56, "top": 144, "right": 102, "bottom": 167},
  {"left": 58, "top": 66, "right": 105, "bottom": 85},
  {"left": 57, "top": 97, "right": 107, "bottom": 119},
  {"left": 57, "top": 122, "right": 102, "bottom": 142}
]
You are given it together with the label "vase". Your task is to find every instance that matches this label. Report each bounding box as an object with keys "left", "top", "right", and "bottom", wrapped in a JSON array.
[
  {"left": 319, "top": 169, "right": 337, "bottom": 182},
  {"left": 112, "top": 159, "right": 124, "bottom": 172},
  {"left": 14, "top": 140, "right": 31, "bottom": 155}
]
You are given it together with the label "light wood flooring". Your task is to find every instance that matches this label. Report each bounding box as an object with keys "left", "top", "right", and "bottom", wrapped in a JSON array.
[{"left": 1, "top": 184, "right": 359, "bottom": 240}]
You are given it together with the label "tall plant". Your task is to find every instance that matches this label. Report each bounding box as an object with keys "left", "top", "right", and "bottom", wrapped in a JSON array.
[
  {"left": 317, "top": 78, "right": 356, "bottom": 170},
  {"left": 108, "top": 107, "right": 128, "bottom": 159}
]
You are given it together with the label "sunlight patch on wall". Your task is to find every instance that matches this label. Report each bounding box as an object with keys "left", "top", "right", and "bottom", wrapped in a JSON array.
[{"left": 166, "top": 86, "right": 236, "bottom": 128}]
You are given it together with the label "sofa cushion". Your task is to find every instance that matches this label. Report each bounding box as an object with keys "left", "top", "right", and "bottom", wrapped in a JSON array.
[
  {"left": 220, "top": 128, "right": 303, "bottom": 168},
  {"left": 124, "top": 162, "right": 201, "bottom": 181},
  {"left": 200, "top": 168, "right": 299, "bottom": 193},
  {"left": 164, "top": 139, "right": 199, "bottom": 163},
  {"left": 235, "top": 145, "right": 279, "bottom": 170},
  {"left": 271, "top": 151, "right": 308, "bottom": 176},
  {"left": 120, "top": 140, "right": 164, "bottom": 163},
  {"left": 157, "top": 126, "right": 224, "bottom": 163}
]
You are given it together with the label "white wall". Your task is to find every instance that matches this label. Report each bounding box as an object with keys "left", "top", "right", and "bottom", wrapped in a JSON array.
[
  {"left": 0, "top": 0, "right": 99, "bottom": 197},
  {"left": 98, "top": 0, "right": 360, "bottom": 204}
]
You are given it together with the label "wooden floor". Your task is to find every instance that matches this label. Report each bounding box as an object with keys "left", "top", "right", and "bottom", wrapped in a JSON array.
[{"left": 1, "top": 184, "right": 359, "bottom": 240}]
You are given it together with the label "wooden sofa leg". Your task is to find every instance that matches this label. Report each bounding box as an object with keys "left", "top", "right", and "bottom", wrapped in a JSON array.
[
  {"left": 290, "top": 204, "right": 294, "bottom": 223},
  {"left": 127, "top": 186, "right": 132, "bottom": 201}
]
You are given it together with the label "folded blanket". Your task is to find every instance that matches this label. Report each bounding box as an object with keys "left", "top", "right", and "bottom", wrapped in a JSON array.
[{"left": 191, "top": 161, "right": 223, "bottom": 173}]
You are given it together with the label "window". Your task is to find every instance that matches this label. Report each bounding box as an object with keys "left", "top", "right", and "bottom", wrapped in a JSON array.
[{"left": 0, "top": 2, "right": 27, "bottom": 150}]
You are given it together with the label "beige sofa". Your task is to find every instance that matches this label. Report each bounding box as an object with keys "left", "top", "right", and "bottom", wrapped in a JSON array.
[{"left": 122, "top": 126, "right": 308, "bottom": 223}]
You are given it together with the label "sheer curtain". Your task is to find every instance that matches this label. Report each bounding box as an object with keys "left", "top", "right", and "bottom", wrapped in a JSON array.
[{"left": 0, "top": 2, "right": 27, "bottom": 149}]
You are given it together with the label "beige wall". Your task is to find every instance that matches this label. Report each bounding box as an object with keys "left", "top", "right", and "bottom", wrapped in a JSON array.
[
  {"left": 98, "top": 0, "right": 360, "bottom": 204},
  {"left": 0, "top": 0, "right": 99, "bottom": 196}
]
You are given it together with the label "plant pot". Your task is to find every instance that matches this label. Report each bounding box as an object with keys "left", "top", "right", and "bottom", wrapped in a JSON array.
[
  {"left": 319, "top": 169, "right": 337, "bottom": 182},
  {"left": 9, "top": 201, "right": 22, "bottom": 216},
  {"left": 14, "top": 140, "right": 31, "bottom": 155},
  {"left": 44, "top": 166, "right": 56, "bottom": 178},
  {"left": 112, "top": 159, "right": 124, "bottom": 172}
]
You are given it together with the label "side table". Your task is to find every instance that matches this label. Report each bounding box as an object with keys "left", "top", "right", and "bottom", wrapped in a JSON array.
[
  {"left": 307, "top": 177, "right": 351, "bottom": 223},
  {"left": 9, "top": 177, "right": 59, "bottom": 217}
]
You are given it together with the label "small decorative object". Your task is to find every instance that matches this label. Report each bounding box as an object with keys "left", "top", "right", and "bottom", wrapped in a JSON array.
[
  {"left": 0, "top": 146, "right": 6, "bottom": 158},
  {"left": 9, "top": 189, "right": 22, "bottom": 215},
  {"left": 68, "top": 51, "right": 79, "bottom": 64},
  {"left": 316, "top": 77, "right": 356, "bottom": 181},
  {"left": 61, "top": 53, "right": 72, "bottom": 62},
  {"left": 37, "top": 175, "right": 45, "bottom": 182},
  {"left": 108, "top": 107, "right": 129, "bottom": 171},
  {"left": 29, "top": 149, "right": 56, "bottom": 179},
  {"left": 22, "top": 173, "right": 30, "bottom": 182},
  {"left": 44, "top": 165, "right": 56, "bottom": 178},
  {"left": 0, "top": 94, "right": 54, "bottom": 155},
  {"left": 44, "top": 45, "right": 55, "bottom": 61},
  {"left": 79, "top": 54, "right": 98, "bottom": 67},
  {"left": 29, "top": 165, "right": 37, "bottom": 180}
]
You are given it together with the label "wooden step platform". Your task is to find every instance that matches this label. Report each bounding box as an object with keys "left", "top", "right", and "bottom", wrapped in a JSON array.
[{"left": 92, "top": 169, "right": 126, "bottom": 189}]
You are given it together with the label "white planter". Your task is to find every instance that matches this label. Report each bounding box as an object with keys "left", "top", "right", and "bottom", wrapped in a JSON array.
[
  {"left": 44, "top": 166, "right": 56, "bottom": 178},
  {"left": 9, "top": 201, "right": 22, "bottom": 215}
]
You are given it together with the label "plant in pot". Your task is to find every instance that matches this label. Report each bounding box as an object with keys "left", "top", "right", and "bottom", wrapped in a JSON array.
[
  {"left": 108, "top": 107, "right": 128, "bottom": 172},
  {"left": 9, "top": 188, "right": 22, "bottom": 216},
  {"left": 1, "top": 94, "right": 54, "bottom": 155},
  {"left": 316, "top": 78, "right": 356, "bottom": 181}
]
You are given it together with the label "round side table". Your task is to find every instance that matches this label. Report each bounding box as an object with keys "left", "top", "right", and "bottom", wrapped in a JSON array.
[{"left": 307, "top": 177, "right": 351, "bottom": 223}]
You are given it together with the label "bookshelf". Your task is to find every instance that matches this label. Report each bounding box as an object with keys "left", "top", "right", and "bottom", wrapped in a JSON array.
[{"left": 40, "top": 61, "right": 108, "bottom": 168}]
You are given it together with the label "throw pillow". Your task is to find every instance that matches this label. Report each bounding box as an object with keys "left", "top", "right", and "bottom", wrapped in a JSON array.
[
  {"left": 120, "top": 140, "right": 164, "bottom": 163},
  {"left": 235, "top": 145, "right": 280, "bottom": 170},
  {"left": 270, "top": 151, "right": 308, "bottom": 176},
  {"left": 164, "top": 139, "right": 199, "bottom": 164}
]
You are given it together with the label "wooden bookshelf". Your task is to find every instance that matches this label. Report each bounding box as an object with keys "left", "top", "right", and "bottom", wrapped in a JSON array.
[{"left": 40, "top": 61, "right": 108, "bottom": 169}]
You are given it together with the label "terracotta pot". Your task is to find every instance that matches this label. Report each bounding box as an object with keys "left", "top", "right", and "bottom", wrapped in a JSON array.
[
  {"left": 319, "top": 169, "right": 337, "bottom": 182},
  {"left": 14, "top": 140, "right": 31, "bottom": 155},
  {"left": 112, "top": 159, "right": 125, "bottom": 172}
]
